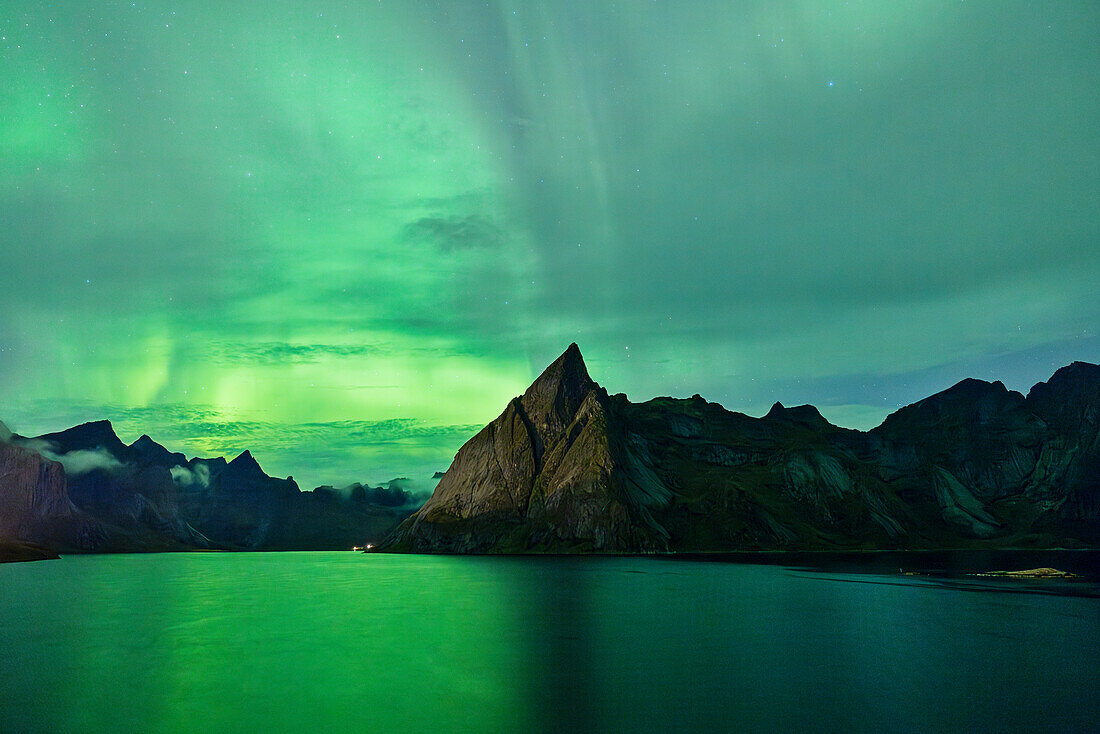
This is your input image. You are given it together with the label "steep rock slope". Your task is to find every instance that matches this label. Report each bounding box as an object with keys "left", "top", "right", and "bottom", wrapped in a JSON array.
[
  {"left": 390, "top": 344, "right": 668, "bottom": 551},
  {"left": 0, "top": 438, "right": 103, "bottom": 552}
]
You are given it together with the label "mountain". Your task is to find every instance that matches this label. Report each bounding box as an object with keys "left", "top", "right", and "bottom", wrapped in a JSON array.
[
  {"left": 382, "top": 346, "right": 1100, "bottom": 553},
  {"left": 387, "top": 344, "right": 670, "bottom": 552},
  {"left": 0, "top": 422, "right": 418, "bottom": 555}
]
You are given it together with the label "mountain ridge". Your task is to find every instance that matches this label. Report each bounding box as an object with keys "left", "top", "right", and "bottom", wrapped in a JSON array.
[
  {"left": 382, "top": 346, "right": 1100, "bottom": 553},
  {"left": 4, "top": 349, "right": 1097, "bottom": 558},
  {"left": 0, "top": 425, "right": 425, "bottom": 555}
]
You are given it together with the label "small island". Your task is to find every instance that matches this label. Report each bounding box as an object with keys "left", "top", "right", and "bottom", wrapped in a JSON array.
[{"left": 973, "top": 568, "right": 1080, "bottom": 579}]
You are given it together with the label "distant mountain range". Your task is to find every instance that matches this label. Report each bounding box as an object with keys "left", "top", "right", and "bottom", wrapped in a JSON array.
[
  {"left": 4, "top": 346, "right": 1097, "bottom": 559},
  {"left": 382, "top": 344, "right": 1099, "bottom": 553},
  {"left": 0, "top": 420, "right": 420, "bottom": 555}
]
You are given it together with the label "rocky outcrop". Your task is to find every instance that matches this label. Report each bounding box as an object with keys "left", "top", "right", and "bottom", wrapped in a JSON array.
[{"left": 382, "top": 346, "right": 1100, "bottom": 553}]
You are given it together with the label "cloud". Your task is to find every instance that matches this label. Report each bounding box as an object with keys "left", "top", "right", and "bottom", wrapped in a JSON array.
[
  {"left": 338, "top": 475, "right": 437, "bottom": 508},
  {"left": 0, "top": 421, "right": 11, "bottom": 443},
  {"left": 55, "top": 449, "right": 125, "bottom": 476},
  {"left": 170, "top": 463, "right": 211, "bottom": 488},
  {"left": 11, "top": 437, "right": 56, "bottom": 455},
  {"left": 12, "top": 436, "right": 125, "bottom": 476},
  {"left": 403, "top": 215, "right": 506, "bottom": 251},
  {"left": 349, "top": 483, "right": 414, "bottom": 507},
  {"left": 205, "top": 341, "right": 388, "bottom": 365},
  {"left": 383, "top": 476, "right": 438, "bottom": 506}
]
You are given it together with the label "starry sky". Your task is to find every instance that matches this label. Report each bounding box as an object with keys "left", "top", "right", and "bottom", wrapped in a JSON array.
[{"left": 2, "top": 1, "right": 1097, "bottom": 490}]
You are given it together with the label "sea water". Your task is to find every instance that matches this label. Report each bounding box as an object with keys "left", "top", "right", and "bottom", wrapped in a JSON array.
[{"left": 1, "top": 552, "right": 1097, "bottom": 733}]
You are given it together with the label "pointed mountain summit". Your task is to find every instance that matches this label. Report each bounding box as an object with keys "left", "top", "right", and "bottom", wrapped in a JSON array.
[
  {"left": 518, "top": 342, "right": 602, "bottom": 466},
  {"left": 131, "top": 434, "right": 158, "bottom": 449},
  {"left": 230, "top": 449, "right": 261, "bottom": 469},
  {"left": 521, "top": 343, "right": 595, "bottom": 417},
  {"left": 127, "top": 434, "right": 187, "bottom": 467},
  {"left": 225, "top": 450, "right": 267, "bottom": 482}
]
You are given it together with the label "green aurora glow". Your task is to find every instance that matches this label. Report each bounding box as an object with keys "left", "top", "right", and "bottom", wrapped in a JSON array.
[{"left": 1, "top": 1, "right": 1097, "bottom": 488}]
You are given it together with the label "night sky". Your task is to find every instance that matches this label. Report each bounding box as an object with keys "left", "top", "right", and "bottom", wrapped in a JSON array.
[{"left": 2, "top": 1, "right": 1097, "bottom": 490}]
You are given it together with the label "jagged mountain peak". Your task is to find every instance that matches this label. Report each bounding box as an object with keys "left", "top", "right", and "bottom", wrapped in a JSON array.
[
  {"left": 129, "top": 434, "right": 163, "bottom": 454},
  {"left": 36, "top": 419, "right": 126, "bottom": 454},
  {"left": 227, "top": 449, "right": 265, "bottom": 478},
  {"left": 947, "top": 377, "right": 1010, "bottom": 395},
  {"left": 877, "top": 376, "right": 1026, "bottom": 436},
  {"left": 128, "top": 434, "right": 186, "bottom": 467},
  {"left": 901, "top": 377, "right": 1018, "bottom": 408},
  {"left": 521, "top": 342, "right": 598, "bottom": 423},
  {"left": 524, "top": 342, "right": 593, "bottom": 394},
  {"left": 1056, "top": 360, "right": 1099, "bottom": 375},
  {"left": 384, "top": 350, "right": 1100, "bottom": 554}
]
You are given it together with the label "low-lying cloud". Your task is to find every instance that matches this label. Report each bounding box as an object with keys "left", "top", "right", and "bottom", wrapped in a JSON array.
[
  {"left": 324, "top": 474, "right": 438, "bottom": 509},
  {"left": 11, "top": 436, "right": 125, "bottom": 476},
  {"left": 170, "top": 463, "right": 211, "bottom": 488},
  {"left": 56, "top": 448, "right": 125, "bottom": 475},
  {"left": 383, "top": 476, "right": 436, "bottom": 506}
]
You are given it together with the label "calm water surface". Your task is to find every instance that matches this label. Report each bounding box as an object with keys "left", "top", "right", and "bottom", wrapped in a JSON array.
[{"left": 2, "top": 552, "right": 1097, "bottom": 733}]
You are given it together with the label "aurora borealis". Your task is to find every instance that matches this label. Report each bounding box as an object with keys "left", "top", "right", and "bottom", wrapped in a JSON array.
[{"left": 2, "top": 2, "right": 1097, "bottom": 490}]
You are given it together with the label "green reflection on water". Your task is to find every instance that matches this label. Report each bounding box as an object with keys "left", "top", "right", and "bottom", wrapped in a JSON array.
[
  {"left": 3, "top": 554, "right": 529, "bottom": 732},
  {"left": 1, "top": 553, "right": 1098, "bottom": 733}
]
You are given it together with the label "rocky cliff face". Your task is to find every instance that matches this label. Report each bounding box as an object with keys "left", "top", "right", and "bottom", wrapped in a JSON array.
[
  {"left": 383, "top": 346, "right": 1100, "bottom": 553},
  {"left": 1026, "top": 362, "right": 1100, "bottom": 526},
  {"left": 0, "top": 440, "right": 98, "bottom": 552}
]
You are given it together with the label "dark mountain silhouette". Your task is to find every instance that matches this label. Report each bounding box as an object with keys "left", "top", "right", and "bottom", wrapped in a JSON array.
[
  {"left": 382, "top": 346, "right": 1100, "bottom": 553},
  {"left": 0, "top": 423, "right": 418, "bottom": 555},
  {"left": 5, "top": 349, "right": 1096, "bottom": 558}
]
